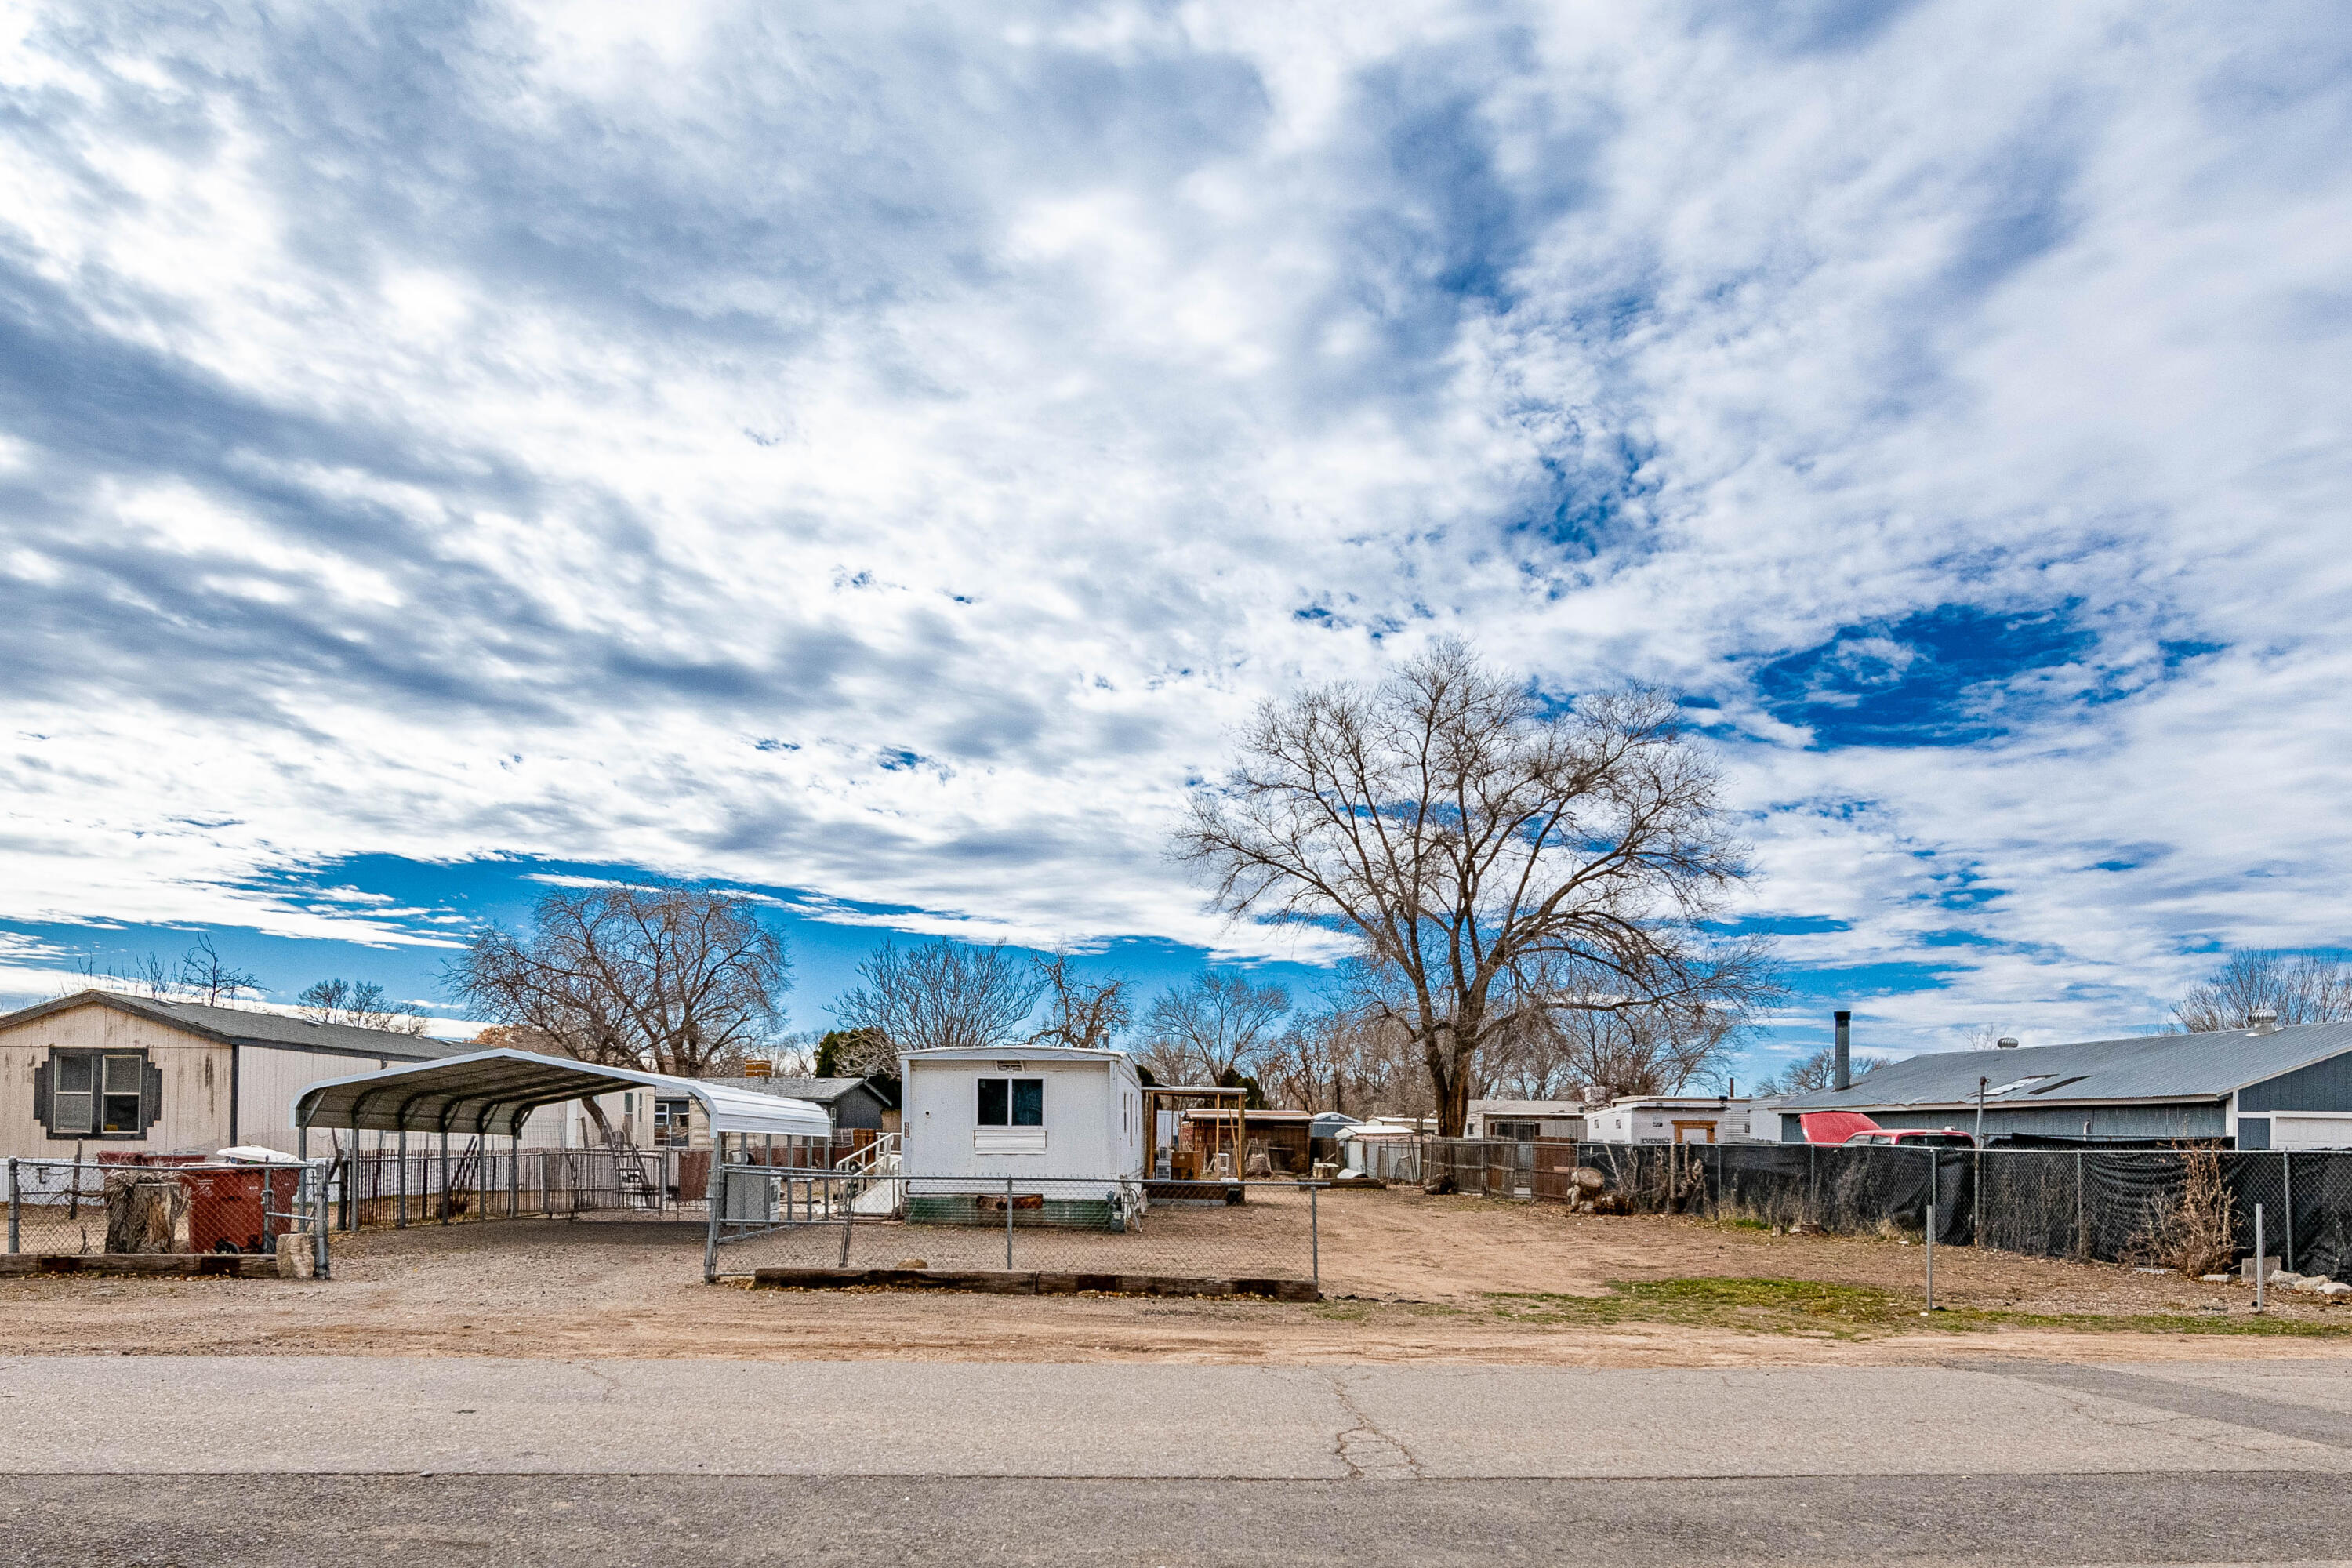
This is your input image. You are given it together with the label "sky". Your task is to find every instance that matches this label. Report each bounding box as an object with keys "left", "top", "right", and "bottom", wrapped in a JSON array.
[{"left": 2, "top": 0, "right": 2348, "bottom": 1083}]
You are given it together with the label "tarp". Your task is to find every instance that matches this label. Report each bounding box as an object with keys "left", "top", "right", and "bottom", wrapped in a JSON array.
[{"left": 290, "top": 1048, "right": 831, "bottom": 1140}]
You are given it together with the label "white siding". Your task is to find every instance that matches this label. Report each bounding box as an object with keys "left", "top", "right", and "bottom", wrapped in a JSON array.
[{"left": 902, "top": 1055, "right": 1144, "bottom": 1189}]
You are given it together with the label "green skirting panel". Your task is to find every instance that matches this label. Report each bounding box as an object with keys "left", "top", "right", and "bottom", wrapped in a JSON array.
[{"left": 906, "top": 1196, "right": 1123, "bottom": 1232}]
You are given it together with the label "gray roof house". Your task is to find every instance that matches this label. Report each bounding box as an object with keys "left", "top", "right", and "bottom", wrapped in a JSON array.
[
  {"left": 700, "top": 1075, "right": 897, "bottom": 1132},
  {"left": 1776, "top": 1021, "right": 2352, "bottom": 1148}
]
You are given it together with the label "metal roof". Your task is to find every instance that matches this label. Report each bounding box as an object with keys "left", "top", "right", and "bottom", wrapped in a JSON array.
[
  {"left": 699, "top": 1075, "right": 880, "bottom": 1105},
  {"left": 290, "top": 1048, "right": 832, "bottom": 1139},
  {"left": 1778, "top": 1021, "right": 2352, "bottom": 1113},
  {"left": 2, "top": 989, "right": 466, "bottom": 1061},
  {"left": 898, "top": 1046, "right": 1134, "bottom": 1067}
]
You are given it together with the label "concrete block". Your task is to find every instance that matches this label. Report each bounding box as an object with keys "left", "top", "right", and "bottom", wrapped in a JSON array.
[{"left": 2244, "top": 1255, "right": 2282, "bottom": 1284}]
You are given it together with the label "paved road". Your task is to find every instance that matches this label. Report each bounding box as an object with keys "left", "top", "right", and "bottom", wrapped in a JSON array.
[{"left": 7, "top": 1356, "right": 2352, "bottom": 1563}]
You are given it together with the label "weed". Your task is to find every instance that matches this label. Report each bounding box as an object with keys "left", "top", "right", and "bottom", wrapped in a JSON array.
[{"left": 1483, "top": 1277, "right": 2352, "bottom": 1341}]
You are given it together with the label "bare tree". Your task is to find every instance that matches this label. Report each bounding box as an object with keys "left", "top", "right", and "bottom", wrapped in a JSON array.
[
  {"left": 1029, "top": 951, "right": 1134, "bottom": 1049},
  {"left": 829, "top": 938, "right": 1044, "bottom": 1054},
  {"left": 1138, "top": 971, "right": 1291, "bottom": 1083},
  {"left": 1178, "top": 639, "right": 1774, "bottom": 1134},
  {"left": 2174, "top": 950, "right": 2352, "bottom": 1033},
  {"left": 1254, "top": 1000, "right": 1428, "bottom": 1116},
  {"left": 1541, "top": 1004, "right": 1750, "bottom": 1098},
  {"left": 296, "top": 978, "right": 428, "bottom": 1035},
  {"left": 1749, "top": 1045, "right": 1896, "bottom": 1098},
  {"left": 176, "top": 937, "right": 260, "bottom": 1006},
  {"left": 813, "top": 1027, "right": 896, "bottom": 1078},
  {"left": 449, "top": 881, "right": 792, "bottom": 1076}
]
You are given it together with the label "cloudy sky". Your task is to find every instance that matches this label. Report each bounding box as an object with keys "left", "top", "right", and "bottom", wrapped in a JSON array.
[{"left": 2, "top": 0, "right": 2347, "bottom": 1078}]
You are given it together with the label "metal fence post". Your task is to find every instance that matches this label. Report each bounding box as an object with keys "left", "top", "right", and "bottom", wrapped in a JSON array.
[
  {"left": 1924, "top": 1201, "right": 1935, "bottom": 1312},
  {"left": 2255, "top": 1203, "right": 2267, "bottom": 1313},
  {"left": 1005, "top": 1175, "right": 1016, "bottom": 1270},
  {"left": 6, "top": 1158, "right": 16, "bottom": 1254},
  {"left": 703, "top": 1138, "right": 727, "bottom": 1283},
  {"left": 313, "top": 1161, "right": 331, "bottom": 1279},
  {"left": 2284, "top": 1150, "right": 2295, "bottom": 1275},
  {"left": 838, "top": 1174, "right": 855, "bottom": 1268},
  {"left": 1311, "top": 1182, "right": 1320, "bottom": 1295}
]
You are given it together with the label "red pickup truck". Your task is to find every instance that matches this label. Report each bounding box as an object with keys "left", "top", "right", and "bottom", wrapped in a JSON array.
[{"left": 1798, "top": 1111, "right": 1973, "bottom": 1148}]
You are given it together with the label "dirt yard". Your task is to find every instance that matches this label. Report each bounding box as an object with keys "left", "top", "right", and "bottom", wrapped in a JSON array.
[{"left": 4, "top": 1189, "right": 2348, "bottom": 1367}]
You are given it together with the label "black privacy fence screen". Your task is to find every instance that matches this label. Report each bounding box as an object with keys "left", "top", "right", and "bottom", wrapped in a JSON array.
[{"left": 1416, "top": 1138, "right": 2352, "bottom": 1278}]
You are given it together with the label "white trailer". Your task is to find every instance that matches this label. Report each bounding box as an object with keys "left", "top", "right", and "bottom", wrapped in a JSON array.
[{"left": 897, "top": 1046, "right": 1146, "bottom": 1229}]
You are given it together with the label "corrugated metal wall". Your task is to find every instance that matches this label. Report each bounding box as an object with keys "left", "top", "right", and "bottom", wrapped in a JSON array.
[
  {"left": 1825, "top": 1102, "right": 2227, "bottom": 1141},
  {"left": 2239, "top": 1053, "right": 2352, "bottom": 1114}
]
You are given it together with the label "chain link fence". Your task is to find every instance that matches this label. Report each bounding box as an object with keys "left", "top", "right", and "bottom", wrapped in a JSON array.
[
  {"left": 5, "top": 1156, "right": 330, "bottom": 1273},
  {"left": 1409, "top": 1138, "right": 2352, "bottom": 1276},
  {"left": 706, "top": 1168, "right": 1321, "bottom": 1290}
]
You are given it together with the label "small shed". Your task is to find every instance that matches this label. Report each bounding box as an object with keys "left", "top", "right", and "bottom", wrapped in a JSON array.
[
  {"left": 1775, "top": 1020, "right": 2352, "bottom": 1147},
  {"left": 897, "top": 1046, "right": 1145, "bottom": 1227},
  {"left": 1180, "top": 1107, "right": 1316, "bottom": 1174}
]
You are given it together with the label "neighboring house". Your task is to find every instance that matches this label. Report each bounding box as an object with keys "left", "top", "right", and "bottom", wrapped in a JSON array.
[
  {"left": 1584, "top": 1095, "right": 1758, "bottom": 1145},
  {"left": 0, "top": 989, "right": 465, "bottom": 1160},
  {"left": 1774, "top": 1021, "right": 2352, "bottom": 1147},
  {"left": 608, "top": 1075, "right": 898, "bottom": 1154},
  {"left": 1465, "top": 1099, "right": 1588, "bottom": 1141}
]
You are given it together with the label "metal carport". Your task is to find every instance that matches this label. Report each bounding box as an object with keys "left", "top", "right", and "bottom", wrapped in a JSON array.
[{"left": 291, "top": 1048, "right": 832, "bottom": 1246}]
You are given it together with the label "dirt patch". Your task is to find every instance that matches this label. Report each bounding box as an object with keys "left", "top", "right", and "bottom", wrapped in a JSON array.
[{"left": 1, "top": 1194, "right": 2346, "bottom": 1367}]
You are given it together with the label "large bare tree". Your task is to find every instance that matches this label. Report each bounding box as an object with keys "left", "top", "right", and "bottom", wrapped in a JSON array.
[
  {"left": 1178, "top": 640, "right": 1772, "bottom": 1135},
  {"left": 1136, "top": 971, "right": 1291, "bottom": 1083},
  {"left": 1029, "top": 951, "right": 1134, "bottom": 1049},
  {"left": 2175, "top": 949, "right": 2352, "bottom": 1033},
  {"left": 450, "top": 882, "right": 791, "bottom": 1076},
  {"left": 829, "top": 938, "right": 1044, "bottom": 1054}
]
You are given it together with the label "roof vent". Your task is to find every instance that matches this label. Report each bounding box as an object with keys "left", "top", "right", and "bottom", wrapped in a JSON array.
[
  {"left": 2249, "top": 1007, "right": 2280, "bottom": 1035},
  {"left": 1996, "top": 1036, "right": 2019, "bottom": 1049}
]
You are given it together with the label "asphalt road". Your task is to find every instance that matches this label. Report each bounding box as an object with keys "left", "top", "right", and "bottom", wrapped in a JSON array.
[{"left": 7, "top": 1356, "right": 2352, "bottom": 1563}]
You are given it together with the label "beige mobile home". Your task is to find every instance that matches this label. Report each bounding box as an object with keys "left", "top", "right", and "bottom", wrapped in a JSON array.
[{"left": 0, "top": 989, "right": 463, "bottom": 1160}]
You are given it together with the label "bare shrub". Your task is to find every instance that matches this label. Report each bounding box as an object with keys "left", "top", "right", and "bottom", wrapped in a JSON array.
[{"left": 2122, "top": 1147, "right": 2238, "bottom": 1277}]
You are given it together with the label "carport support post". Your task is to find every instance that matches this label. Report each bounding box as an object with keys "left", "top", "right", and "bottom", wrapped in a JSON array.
[
  {"left": 439, "top": 1131, "right": 450, "bottom": 1225},
  {"left": 396, "top": 1131, "right": 408, "bottom": 1228},
  {"left": 510, "top": 1134, "right": 520, "bottom": 1219}
]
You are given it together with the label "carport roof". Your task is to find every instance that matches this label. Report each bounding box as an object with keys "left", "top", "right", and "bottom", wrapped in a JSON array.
[{"left": 290, "top": 1048, "right": 832, "bottom": 1140}]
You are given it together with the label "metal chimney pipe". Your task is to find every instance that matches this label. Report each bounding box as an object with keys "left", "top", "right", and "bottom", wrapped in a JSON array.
[{"left": 1834, "top": 1011, "right": 1852, "bottom": 1091}]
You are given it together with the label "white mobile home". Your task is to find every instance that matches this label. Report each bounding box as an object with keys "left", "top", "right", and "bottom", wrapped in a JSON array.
[
  {"left": 1584, "top": 1094, "right": 1758, "bottom": 1145},
  {"left": 898, "top": 1046, "right": 1145, "bottom": 1228}
]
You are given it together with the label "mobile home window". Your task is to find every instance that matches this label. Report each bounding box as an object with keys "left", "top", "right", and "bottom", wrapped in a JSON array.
[
  {"left": 45, "top": 1049, "right": 153, "bottom": 1138},
  {"left": 977, "top": 1077, "right": 1044, "bottom": 1127}
]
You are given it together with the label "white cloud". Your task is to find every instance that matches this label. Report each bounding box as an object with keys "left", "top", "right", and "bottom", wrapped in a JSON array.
[{"left": 0, "top": 0, "right": 2346, "bottom": 1041}]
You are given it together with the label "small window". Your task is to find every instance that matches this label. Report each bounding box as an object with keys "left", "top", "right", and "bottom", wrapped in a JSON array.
[
  {"left": 100, "top": 1054, "right": 143, "bottom": 1133},
  {"left": 45, "top": 1049, "right": 154, "bottom": 1139},
  {"left": 978, "top": 1077, "right": 1044, "bottom": 1127},
  {"left": 53, "top": 1053, "right": 94, "bottom": 1134}
]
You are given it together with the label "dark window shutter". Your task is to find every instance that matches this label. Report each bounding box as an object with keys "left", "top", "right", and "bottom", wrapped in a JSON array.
[
  {"left": 32, "top": 1060, "right": 49, "bottom": 1135},
  {"left": 143, "top": 1058, "right": 163, "bottom": 1134}
]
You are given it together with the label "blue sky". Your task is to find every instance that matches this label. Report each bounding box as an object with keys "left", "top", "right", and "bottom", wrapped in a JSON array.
[{"left": 2, "top": 1, "right": 2348, "bottom": 1083}]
